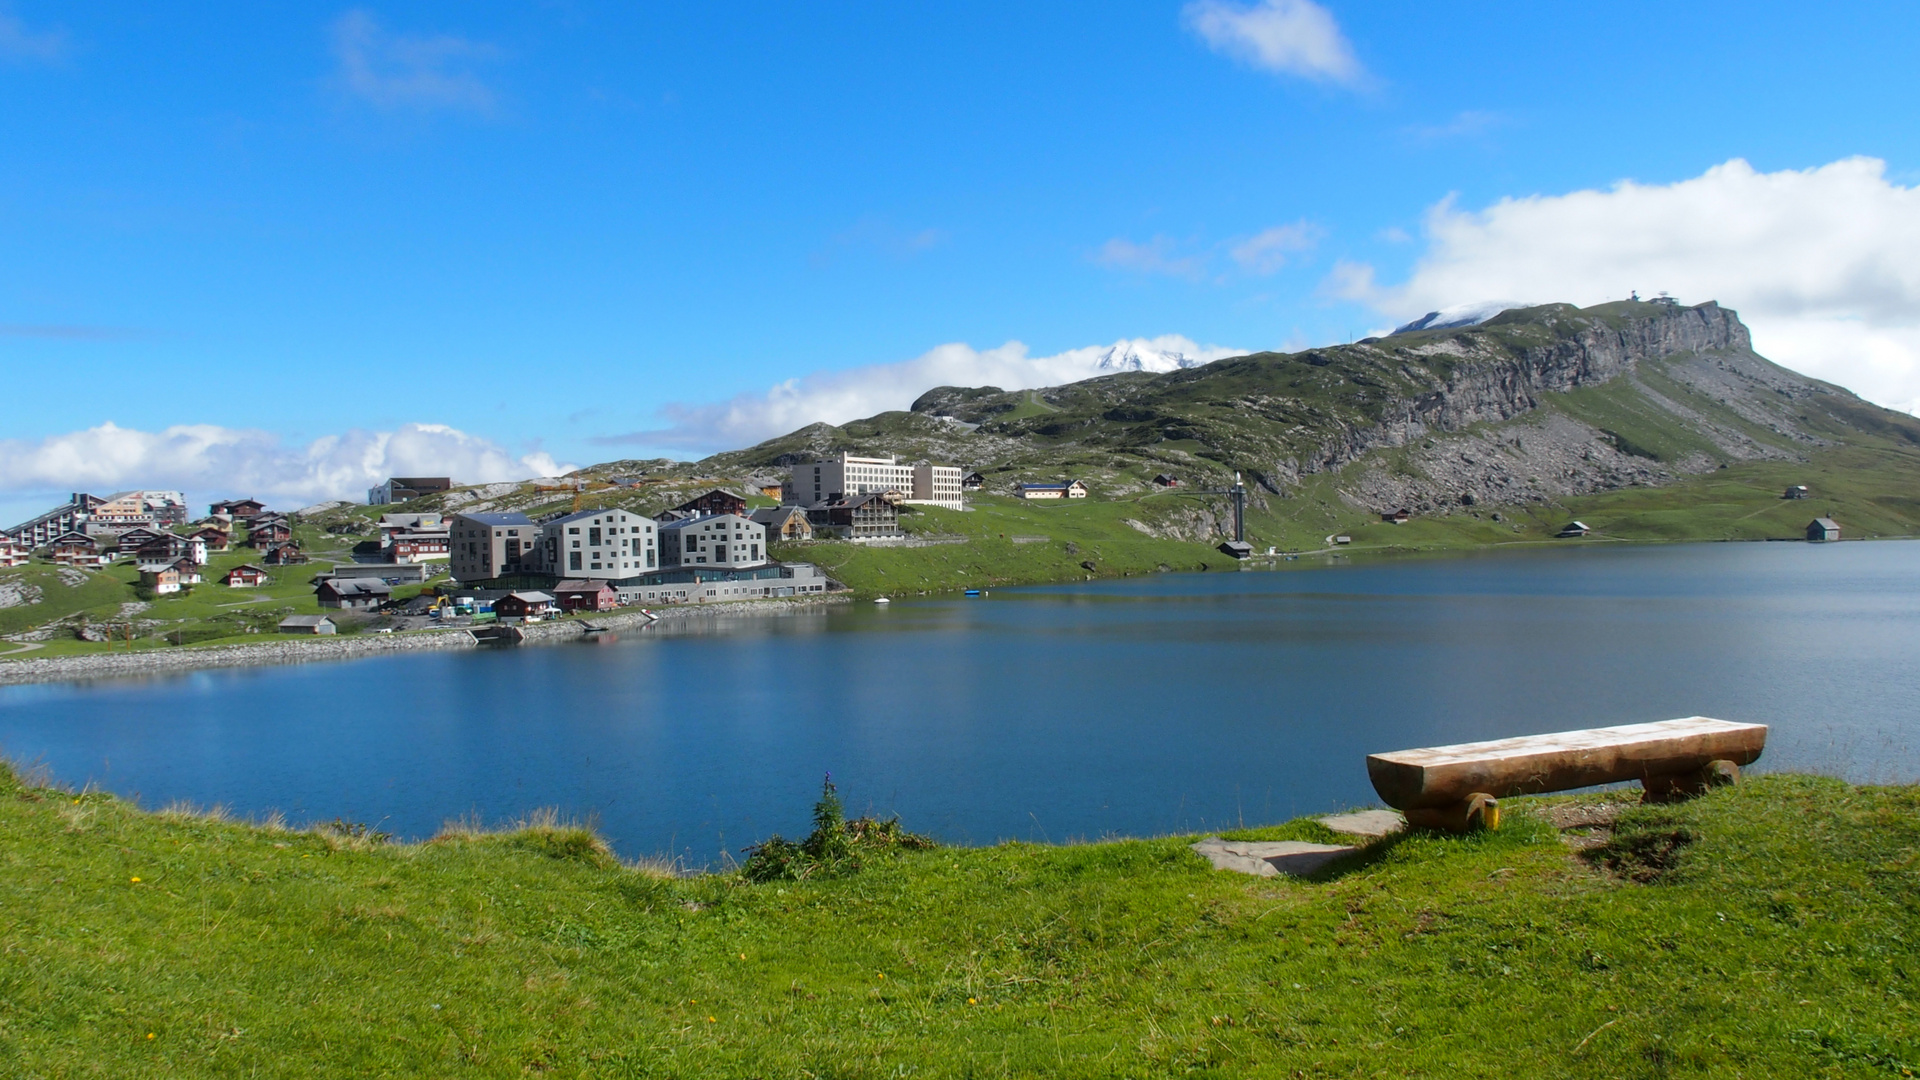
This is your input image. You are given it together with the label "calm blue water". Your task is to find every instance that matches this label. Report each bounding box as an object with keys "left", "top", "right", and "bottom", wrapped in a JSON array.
[{"left": 2, "top": 541, "right": 1916, "bottom": 865}]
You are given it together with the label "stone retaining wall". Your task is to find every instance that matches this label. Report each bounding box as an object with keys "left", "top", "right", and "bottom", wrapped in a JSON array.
[{"left": 0, "top": 595, "right": 850, "bottom": 687}]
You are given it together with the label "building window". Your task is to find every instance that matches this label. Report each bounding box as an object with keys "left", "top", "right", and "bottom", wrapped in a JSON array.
[{"left": 570, "top": 551, "right": 582, "bottom": 570}]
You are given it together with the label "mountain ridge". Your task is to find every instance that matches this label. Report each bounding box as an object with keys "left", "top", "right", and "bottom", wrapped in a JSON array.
[{"left": 683, "top": 300, "right": 1914, "bottom": 536}]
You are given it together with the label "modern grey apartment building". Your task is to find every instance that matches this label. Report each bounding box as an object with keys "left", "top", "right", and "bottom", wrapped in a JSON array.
[
  {"left": 658, "top": 513, "right": 768, "bottom": 569},
  {"left": 450, "top": 512, "right": 538, "bottom": 583},
  {"left": 539, "top": 508, "right": 656, "bottom": 579}
]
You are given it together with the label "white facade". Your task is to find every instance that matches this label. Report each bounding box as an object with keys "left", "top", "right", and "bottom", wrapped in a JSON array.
[
  {"left": 540, "top": 509, "right": 657, "bottom": 579},
  {"left": 791, "top": 453, "right": 964, "bottom": 510},
  {"left": 658, "top": 514, "right": 768, "bottom": 569}
]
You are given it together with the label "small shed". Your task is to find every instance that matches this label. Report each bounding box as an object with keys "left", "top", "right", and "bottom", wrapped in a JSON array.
[
  {"left": 494, "top": 590, "right": 557, "bottom": 619},
  {"left": 1557, "top": 521, "right": 1590, "bottom": 538},
  {"left": 1783, "top": 485, "right": 1810, "bottom": 500},
  {"left": 1153, "top": 473, "right": 1180, "bottom": 487},
  {"left": 1333, "top": 535, "right": 1352, "bottom": 545},
  {"left": 1217, "top": 540, "right": 1253, "bottom": 560},
  {"left": 553, "top": 579, "right": 619, "bottom": 613},
  {"left": 278, "top": 615, "right": 337, "bottom": 635},
  {"left": 223, "top": 564, "right": 269, "bottom": 588},
  {"left": 1807, "top": 517, "right": 1841, "bottom": 542},
  {"left": 1384, "top": 509, "right": 1412, "bottom": 524}
]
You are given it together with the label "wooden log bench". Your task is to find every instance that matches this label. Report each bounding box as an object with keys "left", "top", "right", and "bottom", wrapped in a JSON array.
[{"left": 1366, "top": 717, "right": 1767, "bottom": 831}]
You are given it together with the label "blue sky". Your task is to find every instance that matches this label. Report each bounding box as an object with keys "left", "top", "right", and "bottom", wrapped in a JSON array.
[{"left": 3, "top": 1, "right": 1918, "bottom": 519}]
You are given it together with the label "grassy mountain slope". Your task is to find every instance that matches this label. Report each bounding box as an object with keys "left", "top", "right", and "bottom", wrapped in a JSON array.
[{"left": 698, "top": 299, "right": 1920, "bottom": 592}]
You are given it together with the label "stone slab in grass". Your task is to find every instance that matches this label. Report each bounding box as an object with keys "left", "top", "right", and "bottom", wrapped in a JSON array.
[
  {"left": 1192, "top": 838, "right": 1357, "bottom": 878},
  {"left": 1317, "top": 809, "right": 1404, "bottom": 837}
]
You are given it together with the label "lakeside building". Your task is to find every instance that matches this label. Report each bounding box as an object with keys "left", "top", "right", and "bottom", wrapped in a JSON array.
[
  {"left": 611, "top": 561, "right": 830, "bottom": 605},
  {"left": 493, "top": 591, "right": 556, "bottom": 620},
  {"left": 316, "top": 563, "right": 431, "bottom": 587},
  {"left": 450, "top": 512, "right": 538, "bottom": 584},
  {"left": 3, "top": 491, "right": 189, "bottom": 548},
  {"left": 316, "top": 578, "right": 391, "bottom": 610},
  {"left": 669, "top": 489, "right": 749, "bottom": 519},
  {"left": 788, "top": 453, "right": 964, "bottom": 510},
  {"left": 1808, "top": 517, "right": 1841, "bottom": 542},
  {"left": 659, "top": 513, "right": 768, "bottom": 569},
  {"left": 539, "top": 509, "right": 657, "bottom": 579},
  {"left": 223, "top": 564, "right": 269, "bottom": 587},
  {"left": 806, "top": 492, "right": 905, "bottom": 541},
  {"left": 552, "top": 580, "right": 619, "bottom": 612},
  {"left": 368, "top": 477, "right": 454, "bottom": 505},
  {"left": 278, "top": 615, "right": 336, "bottom": 635},
  {"left": 209, "top": 498, "right": 268, "bottom": 519},
  {"left": 751, "top": 505, "right": 813, "bottom": 542},
  {"left": 139, "top": 565, "right": 184, "bottom": 595},
  {"left": 1014, "top": 480, "right": 1088, "bottom": 500},
  {"left": 48, "top": 532, "right": 107, "bottom": 566}
]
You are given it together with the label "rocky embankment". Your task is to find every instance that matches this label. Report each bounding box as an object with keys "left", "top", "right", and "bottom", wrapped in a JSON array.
[{"left": 0, "top": 595, "right": 849, "bottom": 687}]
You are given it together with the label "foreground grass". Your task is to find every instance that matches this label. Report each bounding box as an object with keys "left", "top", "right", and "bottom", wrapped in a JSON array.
[{"left": 1, "top": 764, "right": 1914, "bottom": 1077}]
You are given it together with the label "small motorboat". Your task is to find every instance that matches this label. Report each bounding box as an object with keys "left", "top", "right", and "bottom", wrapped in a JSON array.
[
  {"left": 873, "top": 597, "right": 891, "bottom": 605},
  {"left": 964, "top": 588, "right": 980, "bottom": 597}
]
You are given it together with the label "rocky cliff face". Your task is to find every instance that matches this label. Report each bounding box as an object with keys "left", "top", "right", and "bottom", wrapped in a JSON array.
[{"left": 702, "top": 299, "right": 1898, "bottom": 524}]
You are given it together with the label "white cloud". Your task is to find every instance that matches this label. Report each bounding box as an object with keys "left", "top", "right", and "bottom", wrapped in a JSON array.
[
  {"left": 1098, "top": 222, "right": 1323, "bottom": 279},
  {"left": 0, "top": 9, "right": 65, "bottom": 63},
  {"left": 1182, "top": 0, "right": 1365, "bottom": 86},
  {"left": 601, "top": 335, "right": 1246, "bottom": 452},
  {"left": 0, "top": 421, "right": 572, "bottom": 509},
  {"left": 1229, "top": 221, "right": 1323, "bottom": 274},
  {"left": 1093, "top": 236, "right": 1206, "bottom": 279},
  {"left": 1331, "top": 157, "right": 1920, "bottom": 414},
  {"left": 330, "top": 9, "right": 499, "bottom": 113}
]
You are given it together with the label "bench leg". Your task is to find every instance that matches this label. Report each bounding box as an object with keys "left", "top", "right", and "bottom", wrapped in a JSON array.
[
  {"left": 1642, "top": 760, "right": 1741, "bottom": 803},
  {"left": 1404, "top": 793, "right": 1500, "bottom": 833}
]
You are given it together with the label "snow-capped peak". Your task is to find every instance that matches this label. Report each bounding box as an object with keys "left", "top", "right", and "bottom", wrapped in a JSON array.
[
  {"left": 1391, "top": 300, "right": 1529, "bottom": 336},
  {"left": 1091, "top": 341, "right": 1213, "bottom": 373}
]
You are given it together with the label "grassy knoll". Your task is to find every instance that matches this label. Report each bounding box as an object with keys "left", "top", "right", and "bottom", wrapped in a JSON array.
[
  {"left": 1, "top": 762, "right": 1913, "bottom": 1076},
  {"left": 782, "top": 495, "right": 1229, "bottom": 595}
]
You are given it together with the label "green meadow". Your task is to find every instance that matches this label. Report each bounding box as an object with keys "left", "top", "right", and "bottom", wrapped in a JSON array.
[{"left": 1, "top": 760, "right": 1913, "bottom": 1077}]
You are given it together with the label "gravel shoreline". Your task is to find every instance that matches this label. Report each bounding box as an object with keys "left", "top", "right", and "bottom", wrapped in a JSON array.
[{"left": 0, "top": 595, "right": 851, "bottom": 687}]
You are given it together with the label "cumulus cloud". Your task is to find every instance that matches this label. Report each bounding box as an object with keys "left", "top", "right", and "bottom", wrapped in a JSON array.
[
  {"left": 0, "top": 421, "right": 573, "bottom": 508},
  {"left": 1331, "top": 157, "right": 1920, "bottom": 414},
  {"left": 1182, "top": 0, "right": 1365, "bottom": 86},
  {"left": 330, "top": 9, "right": 499, "bottom": 112},
  {"left": 0, "top": 9, "right": 65, "bottom": 63},
  {"left": 597, "top": 335, "right": 1247, "bottom": 452}
]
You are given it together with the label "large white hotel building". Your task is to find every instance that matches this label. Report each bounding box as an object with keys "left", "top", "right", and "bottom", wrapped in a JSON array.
[{"left": 790, "top": 453, "right": 965, "bottom": 510}]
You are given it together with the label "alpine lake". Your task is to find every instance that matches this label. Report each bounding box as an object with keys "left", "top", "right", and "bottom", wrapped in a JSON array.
[{"left": 2, "top": 539, "right": 1915, "bottom": 867}]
